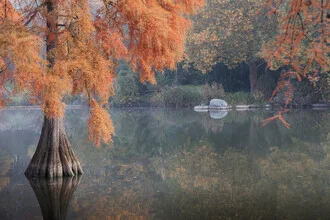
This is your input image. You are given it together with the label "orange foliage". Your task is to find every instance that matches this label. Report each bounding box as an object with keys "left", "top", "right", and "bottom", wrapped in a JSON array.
[
  {"left": 100, "top": 0, "right": 204, "bottom": 83},
  {"left": 0, "top": 0, "right": 20, "bottom": 22},
  {"left": 269, "top": 71, "right": 298, "bottom": 106},
  {"left": 263, "top": 0, "right": 329, "bottom": 82},
  {"left": 262, "top": 0, "right": 329, "bottom": 128},
  {"left": 88, "top": 99, "right": 114, "bottom": 146},
  {"left": 0, "top": 0, "right": 204, "bottom": 145},
  {"left": 0, "top": 20, "right": 44, "bottom": 107}
]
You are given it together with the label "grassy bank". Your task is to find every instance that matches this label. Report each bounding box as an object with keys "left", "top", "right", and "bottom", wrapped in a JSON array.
[
  {"left": 150, "top": 85, "right": 267, "bottom": 107},
  {"left": 7, "top": 84, "right": 266, "bottom": 107},
  {"left": 8, "top": 82, "right": 320, "bottom": 108},
  {"left": 109, "top": 83, "right": 267, "bottom": 107}
]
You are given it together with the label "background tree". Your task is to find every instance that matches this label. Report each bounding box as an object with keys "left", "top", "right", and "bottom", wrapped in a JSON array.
[
  {"left": 0, "top": 0, "right": 204, "bottom": 177},
  {"left": 186, "top": 0, "right": 277, "bottom": 93}
]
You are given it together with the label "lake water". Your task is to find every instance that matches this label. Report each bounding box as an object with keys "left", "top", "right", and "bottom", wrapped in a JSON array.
[{"left": 1, "top": 107, "right": 330, "bottom": 219}]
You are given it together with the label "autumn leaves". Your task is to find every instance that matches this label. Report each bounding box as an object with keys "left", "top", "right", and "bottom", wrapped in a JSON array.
[{"left": 0, "top": 0, "right": 205, "bottom": 146}]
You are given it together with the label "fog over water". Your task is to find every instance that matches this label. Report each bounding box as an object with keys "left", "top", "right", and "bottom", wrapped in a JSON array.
[{"left": 1, "top": 107, "right": 330, "bottom": 219}]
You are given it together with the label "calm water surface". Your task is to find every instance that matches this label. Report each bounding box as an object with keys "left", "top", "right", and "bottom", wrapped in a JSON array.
[{"left": 1, "top": 107, "right": 330, "bottom": 219}]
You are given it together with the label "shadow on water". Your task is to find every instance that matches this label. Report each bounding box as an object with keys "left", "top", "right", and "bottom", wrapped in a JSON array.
[{"left": 26, "top": 176, "right": 81, "bottom": 220}]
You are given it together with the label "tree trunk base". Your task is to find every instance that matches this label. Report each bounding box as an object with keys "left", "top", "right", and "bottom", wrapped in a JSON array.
[{"left": 25, "top": 116, "right": 83, "bottom": 178}]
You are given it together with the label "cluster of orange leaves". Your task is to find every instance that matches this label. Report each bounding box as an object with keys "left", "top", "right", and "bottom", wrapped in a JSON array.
[
  {"left": 270, "top": 71, "right": 301, "bottom": 106},
  {"left": 0, "top": 0, "right": 204, "bottom": 145},
  {"left": 88, "top": 99, "right": 114, "bottom": 146},
  {"left": 262, "top": 0, "right": 329, "bottom": 128},
  {"left": 264, "top": 0, "right": 329, "bottom": 79},
  {"left": 99, "top": 0, "right": 204, "bottom": 83}
]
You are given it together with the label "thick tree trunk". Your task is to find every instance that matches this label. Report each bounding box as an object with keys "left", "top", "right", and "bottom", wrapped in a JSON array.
[
  {"left": 25, "top": 116, "right": 83, "bottom": 178},
  {"left": 249, "top": 61, "right": 257, "bottom": 94},
  {"left": 27, "top": 175, "right": 81, "bottom": 220},
  {"left": 24, "top": 1, "right": 83, "bottom": 177}
]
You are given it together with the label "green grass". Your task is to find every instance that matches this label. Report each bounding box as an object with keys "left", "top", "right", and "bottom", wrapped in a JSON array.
[
  {"left": 151, "top": 85, "right": 204, "bottom": 107},
  {"left": 151, "top": 85, "right": 267, "bottom": 107},
  {"left": 225, "top": 91, "right": 266, "bottom": 105}
]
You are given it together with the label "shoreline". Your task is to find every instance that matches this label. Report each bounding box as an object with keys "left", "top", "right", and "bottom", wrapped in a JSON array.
[{"left": 2, "top": 103, "right": 330, "bottom": 111}]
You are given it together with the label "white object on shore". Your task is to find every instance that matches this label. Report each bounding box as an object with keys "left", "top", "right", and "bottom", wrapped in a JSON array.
[{"left": 209, "top": 99, "right": 228, "bottom": 108}]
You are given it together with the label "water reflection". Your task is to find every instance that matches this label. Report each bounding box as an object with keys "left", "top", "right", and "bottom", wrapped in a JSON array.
[
  {"left": 0, "top": 149, "right": 13, "bottom": 192},
  {"left": 151, "top": 145, "right": 330, "bottom": 219},
  {"left": 27, "top": 176, "right": 81, "bottom": 220},
  {"left": 0, "top": 108, "right": 330, "bottom": 219},
  {"left": 209, "top": 110, "right": 228, "bottom": 119}
]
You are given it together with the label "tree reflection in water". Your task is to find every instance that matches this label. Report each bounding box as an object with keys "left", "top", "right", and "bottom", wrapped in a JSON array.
[
  {"left": 1, "top": 109, "right": 330, "bottom": 219},
  {"left": 151, "top": 144, "right": 330, "bottom": 219},
  {"left": 26, "top": 176, "right": 81, "bottom": 220},
  {"left": 0, "top": 149, "right": 13, "bottom": 192}
]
